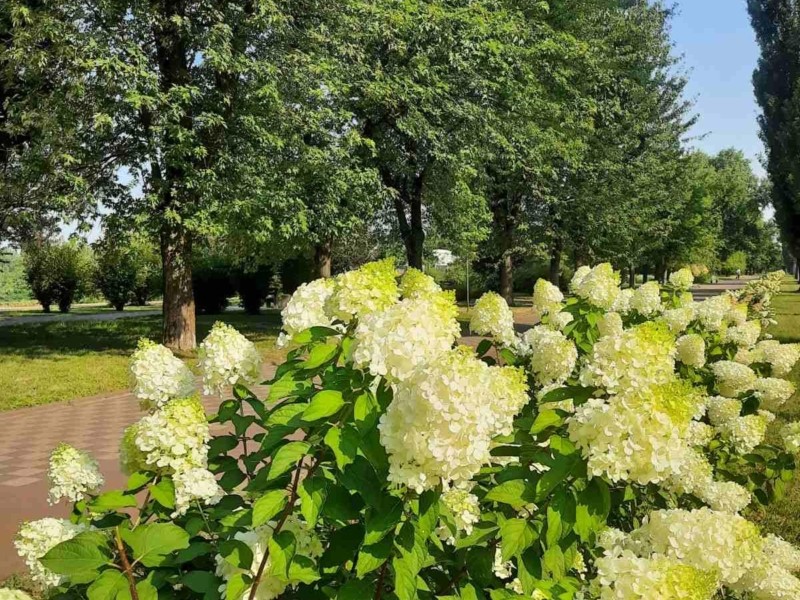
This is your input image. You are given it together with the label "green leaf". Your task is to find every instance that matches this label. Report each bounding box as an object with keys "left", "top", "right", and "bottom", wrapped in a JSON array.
[
  {"left": 298, "top": 475, "right": 328, "bottom": 527},
  {"left": 121, "top": 523, "right": 190, "bottom": 567},
  {"left": 267, "top": 531, "right": 296, "bottom": 582},
  {"left": 393, "top": 521, "right": 422, "bottom": 600},
  {"left": 127, "top": 471, "right": 152, "bottom": 491},
  {"left": 499, "top": 519, "right": 538, "bottom": 560},
  {"left": 542, "top": 544, "right": 565, "bottom": 580},
  {"left": 253, "top": 490, "right": 289, "bottom": 527},
  {"left": 320, "top": 524, "right": 365, "bottom": 568},
  {"left": 288, "top": 555, "right": 319, "bottom": 585},
  {"left": 364, "top": 498, "right": 403, "bottom": 544},
  {"left": 354, "top": 391, "right": 380, "bottom": 433},
  {"left": 268, "top": 441, "right": 310, "bottom": 480},
  {"left": 225, "top": 573, "right": 251, "bottom": 600},
  {"left": 302, "top": 343, "right": 339, "bottom": 369},
  {"left": 575, "top": 479, "right": 611, "bottom": 543},
  {"left": 150, "top": 478, "right": 176, "bottom": 510},
  {"left": 303, "top": 390, "right": 345, "bottom": 421},
  {"left": 219, "top": 540, "right": 254, "bottom": 570},
  {"left": 88, "top": 490, "right": 139, "bottom": 512},
  {"left": 268, "top": 373, "right": 307, "bottom": 402},
  {"left": 454, "top": 521, "right": 499, "bottom": 549},
  {"left": 325, "top": 426, "right": 359, "bottom": 470},
  {"left": 87, "top": 569, "right": 128, "bottom": 600},
  {"left": 356, "top": 534, "right": 393, "bottom": 577},
  {"left": 183, "top": 571, "right": 223, "bottom": 600},
  {"left": 337, "top": 579, "right": 376, "bottom": 599},
  {"left": 484, "top": 479, "right": 536, "bottom": 509},
  {"left": 531, "top": 410, "right": 564, "bottom": 434},
  {"left": 41, "top": 531, "right": 110, "bottom": 578}
]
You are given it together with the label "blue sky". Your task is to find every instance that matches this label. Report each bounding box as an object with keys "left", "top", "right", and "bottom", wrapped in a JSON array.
[{"left": 669, "top": 0, "right": 764, "bottom": 175}]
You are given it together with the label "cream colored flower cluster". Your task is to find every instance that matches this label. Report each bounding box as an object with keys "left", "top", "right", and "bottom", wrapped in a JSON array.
[
  {"left": 470, "top": 291, "right": 517, "bottom": 348},
  {"left": 173, "top": 467, "right": 225, "bottom": 517},
  {"left": 14, "top": 518, "right": 89, "bottom": 588},
  {"left": 706, "top": 395, "right": 771, "bottom": 453},
  {"left": 668, "top": 267, "right": 695, "bottom": 290},
  {"left": 130, "top": 338, "right": 196, "bottom": 409},
  {"left": 611, "top": 288, "right": 634, "bottom": 314},
  {"left": 523, "top": 326, "right": 578, "bottom": 386},
  {"left": 667, "top": 449, "right": 751, "bottom": 514},
  {"left": 724, "top": 321, "right": 762, "bottom": 348},
  {"left": 399, "top": 267, "right": 441, "bottom": 299},
  {"left": 629, "top": 281, "right": 662, "bottom": 316},
  {"left": 124, "top": 396, "right": 211, "bottom": 473},
  {"left": 438, "top": 487, "right": 481, "bottom": 543},
  {"left": 215, "top": 515, "right": 322, "bottom": 600},
  {"left": 753, "top": 377, "right": 796, "bottom": 411},
  {"left": 353, "top": 291, "right": 460, "bottom": 382},
  {"left": 46, "top": 443, "right": 104, "bottom": 505},
  {"left": 378, "top": 348, "right": 528, "bottom": 492},
  {"left": 597, "top": 312, "right": 624, "bottom": 338},
  {"left": 0, "top": 590, "right": 34, "bottom": 600},
  {"left": 277, "top": 278, "right": 335, "bottom": 347},
  {"left": 781, "top": 422, "right": 800, "bottom": 454},
  {"left": 325, "top": 258, "right": 399, "bottom": 323},
  {"left": 532, "top": 278, "right": 564, "bottom": 316},
  {"left": 579, "top": 322, "right": 676, "bottom": 396},
  {"left": 571, "top": 263, "right": 620, "bottom": 309},
  {"left": 568, "top": 380, "right": 702, "bottom": 485},
  {"left": 199, "top": 321, "right": 262, "bottom": 395},
  {"left": 694, "top": 294, "right": 733, "bottom": 332},
  {"left": 675, "top": 334, "right": 706, "bottom": 368},
  {"left": 711, "top": 361, "right": 757, "bottom": 398},
  {"left": 661, "top": 305, "right": 696, "bottom": 333},
  {"left": 755, "top": 340, "right": 800, "bottom": 377},
  {"left": 597, "top": 507, "right": 800, "bottom": 600}
]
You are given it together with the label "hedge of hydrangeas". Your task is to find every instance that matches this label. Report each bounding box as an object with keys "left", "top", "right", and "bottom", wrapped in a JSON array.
[{"left": 5, "top": 262, "right": 800, "bottom": 600}]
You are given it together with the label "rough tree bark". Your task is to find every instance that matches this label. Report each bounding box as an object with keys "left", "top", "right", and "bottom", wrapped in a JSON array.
[
  {"left": 314, "top": 240, "right": 333, "bottom": 278},
  {"left": 628, "top": 265, "right": 635, "bottom": 288},
  {"left": 161, "top": 225, "right": 196, "bottom": 352},
  {"left": 549, "top": 234, "right": 563, "bottom": 287}
]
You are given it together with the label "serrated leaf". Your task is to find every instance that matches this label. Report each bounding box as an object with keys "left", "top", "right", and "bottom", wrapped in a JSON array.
[
  {"left": 41, "top": 531, "right": 110, "bottom": 578},
  {"left": 499, "top": 519, "right": 538, "bottom": 560},
  {"left": 89, "top": 490, "right": 138, "bottom": 512},
  {"left": 298, "top": 475, "right": 327, "bottom": 527},
  {"left": 86, "top": 569, "right": 128, "bottom": 600},
  {"left": 303, "top": 390, "right": 345, "bottom": 421},
  {"left": 268, "top": 441, "right": 310, "bottom": 480},
  {"left": 302, "top": 343, "right": 338, "bottom": 369},
  {"left": 253, "top": 490, "right": 289, "bottom": 527},
  {"left": 121, "top": 523, "right": 190, "bottom": 567},
  {"left": 531, "top": 410, "right": 564, "bottom": 434},
  {"left": 484, "top": 479, "right": 535, "bottom": 509},
  {"left": 356, "top": 534, "right": 393, "bottom": 577},
  {"left": 150, "top": 478, "right": 176, "bottom": 509}
]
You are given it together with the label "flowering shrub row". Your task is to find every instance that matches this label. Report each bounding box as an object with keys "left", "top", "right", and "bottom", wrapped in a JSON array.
[{"left": 5, "top": 263, "right": 800, "bottom": 600}]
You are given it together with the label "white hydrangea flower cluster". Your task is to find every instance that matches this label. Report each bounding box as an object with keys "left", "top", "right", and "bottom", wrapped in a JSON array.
[
  {"left": 568, "top": 380, "right": 702, "bottom": 485},
  {"left": 611, "top": 288, "right": 634, "bottom": 314},
  {"left": 128, "top": 396, "right": 211, "bottom": 473},
  {"left": 130, "top": 339, "right": 195, "bottom": 409},
  {"left": 353, "top": 291, "right": 459, "bottom": 382},
  {"left": 172, "top": 467, "right": 224, "bottom": 517},
  {"left": 523, "top": 326, "right": 578, "bottom": 386},
  {"left": 47, "top": 443, "right": 104, "bottom": 505},
  {"left": 532, "top": 279, "right": 564, "bottom": 316},
  {"left": 629, "top": 281, "right": 662, "bottom": 316},
  {"left": 666, "top": 449, "right": 751, "bottom": 513},
  {"left": 675, "top": 334, "right": 706, "bottom": 368},
  {"left": 277, "top": 278, "right": 335, "bottom": 347},
  {"left": 694, "top": 294, "right": 733, "bottom": 332},
  {"left": 724, "top": 321, "right": 762, "bottom": 349},
  {"left": 570, "top": 265, "right": 592, "bottom": 291},
  {"left": 728, "top": 303, "right": 749, "bottom": 326},
  {"left": 399, "top": 267, "right": 441, "bottom": 299},
  {"left": 715, "top": 410, "right": 772, "bottom": 454},
  {"left": 378, "top": 348, "right": 528, "bottom": 492},
  {"left": 661, "top": 306, "right": 695, "bottom": 333},
  {"left": 438, "top": 487, "right": 481, "bottom": 543},
  {"left": 215, "top": 515, "right": 323, "bottom": 600},
  {"left": 597, "top": 312, "right": 624, "bottom": 338},
  {"left": 572, "top": 263, "right": 620, "bottom": 310},
  {"left": 781, "top": 422, "right": 800, "bottom": 454},
  {"left": 470, "top": 292, "right": 517, "bottom": 348},
  {"left": 711, "top": 361, "right": 757, "bottom": 398},
  {"left": 579, "top": 322, "right": 675, "bottom": 396},
  {"left": 669, "top": 268, "right": 695, "bottom": 290},
  {"left": 547, "top": 311, "right": 574, "bottom": 331},
  {"left": 756, "top": 340, "right": 800, "bottom": 377},
  {"left": 15, "top": 518, "right": 89, "bottom": 588},
  {"left": 325, "top": 258, "right": 399, "bottom": 323},
  {"left": 753, "top": 377, "right": 796, "bottom": 411},
  {"left": 198, "top": 321, "right": 262, "bottom": 395}
]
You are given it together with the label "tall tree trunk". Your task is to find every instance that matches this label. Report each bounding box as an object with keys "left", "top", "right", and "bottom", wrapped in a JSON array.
[
  {"left": 499, "top": 255, "right": 513, "bottom": 305},
  {"left": 392, "top": 176, "right": 426, "bottom": 269},
  {"left": 314, "top": 240, "right": 333, "bottom": 278},
  {"left": 549, "top": 235, "right": 563, "bottom": 287},
  {"left": 628, "top": 266, "right": 635, "bottom": 288},
  {"left": 642, "top": 265, "right": 649, "bottom": 283},
  {"left": 654, "top": 259, "right": 666, "bottom": 285},
  {"left": 161, "top": 225, "right": 196, "bottom": 352}
]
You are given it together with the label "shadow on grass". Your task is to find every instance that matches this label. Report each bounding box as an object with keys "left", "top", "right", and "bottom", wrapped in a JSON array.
[{"left": 0, "top": 311, "right": 283, "bottom": 360}]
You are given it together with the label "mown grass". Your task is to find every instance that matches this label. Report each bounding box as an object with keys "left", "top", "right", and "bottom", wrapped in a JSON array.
[{"left": 0, "top": 312, "right": 285, "bottom": 411}]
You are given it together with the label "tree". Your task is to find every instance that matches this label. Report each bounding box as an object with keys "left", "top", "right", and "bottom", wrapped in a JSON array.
[
  {"left": 94, "top": 233, "right": 161, "bottom": 310},
  {"left": 749, "top": 0, "right": 800, "bottom": 270},
  {"left": 22, "top": 239, "right": 93, "bottom": 312},
  {"left": 7, "top": 0, "right": 346, "bottom": 349}
]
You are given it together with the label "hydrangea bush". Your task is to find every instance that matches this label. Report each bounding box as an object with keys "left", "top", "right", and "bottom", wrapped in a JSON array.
[{"left": 8, "top": 264, "right": 800, "bottom": 600}]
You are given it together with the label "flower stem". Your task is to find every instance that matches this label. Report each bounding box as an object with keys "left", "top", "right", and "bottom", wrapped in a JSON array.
[{"left": 114, "top": 526, "right": 140, "bottom": 600}]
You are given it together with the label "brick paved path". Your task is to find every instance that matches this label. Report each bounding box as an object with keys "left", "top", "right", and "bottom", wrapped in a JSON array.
[{"left": 0, "top": 368, "right": 274, "bottom": 578}]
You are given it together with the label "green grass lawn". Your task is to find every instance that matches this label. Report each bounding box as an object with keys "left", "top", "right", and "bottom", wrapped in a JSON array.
[
  {"left": 0, "top": 302, "right": 162, "bottom": 318},
  {"left": 0, "top": 312, "right": 286, "bottom": 411}
]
